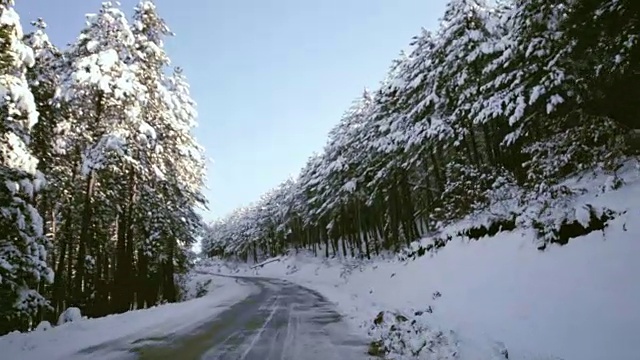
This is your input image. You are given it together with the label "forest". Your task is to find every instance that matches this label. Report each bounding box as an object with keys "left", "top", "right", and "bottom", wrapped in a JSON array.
[
  {"left": 2, "top": 0, "right": 640, "bottom": 339},
  {"left": 202, "top": 0, "right": 639, "bottom": 262},
  {"left": 0, "top": 1, "right": 206, "bottom": 334}
]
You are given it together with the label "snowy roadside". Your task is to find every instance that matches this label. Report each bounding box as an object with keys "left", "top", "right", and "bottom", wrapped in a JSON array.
[
  {"left": 203, "top": 169, "right": 640, "bottom": 360},
  {"left": 0, "top": 275, "right": 255, "bottom": 360}
]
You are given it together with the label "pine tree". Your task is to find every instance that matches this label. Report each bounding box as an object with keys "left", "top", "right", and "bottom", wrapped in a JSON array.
[
  {"left": 0, "top": 1, "right": 53, "bottom": 334},
  {"left": 155, "top": 66, "right": 207, "bottom": 302},
  {"left": 57, "top": 1, "right": 144, "bottom": 312},
  {"left": 566, "top": 0, "right": 640, "bottom": 131},
  {"left": 23, "top": 18, "right": 67, "bottom": 318}
]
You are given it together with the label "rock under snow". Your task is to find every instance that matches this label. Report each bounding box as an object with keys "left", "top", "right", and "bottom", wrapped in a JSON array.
[
  {"left": 57, "top": 307, "right": 83, "bottom": 326},
  {"left": 34, "top": 321, "right": 52, "bottom": 332}
]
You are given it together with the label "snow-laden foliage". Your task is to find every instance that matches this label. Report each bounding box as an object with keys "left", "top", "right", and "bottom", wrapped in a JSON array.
[
  {"left": 1, "top": 1, "right": 207, "bottom": 334},
  {"left": 367, "top": 307, "right": 514, "bottom": 360},
  {"left": 203, "top": 0, "right": 637, "bottom": 263},
  {"left": 367, "top": 310, "right": 460, "bottom": 359},
  {"left": 0, "top": 1, "right": 53, "bottom": 334}
]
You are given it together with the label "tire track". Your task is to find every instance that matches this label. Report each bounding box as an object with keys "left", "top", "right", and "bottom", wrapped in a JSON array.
[{"left": 79, "top": 277, "right": 372, "bottom": 360}]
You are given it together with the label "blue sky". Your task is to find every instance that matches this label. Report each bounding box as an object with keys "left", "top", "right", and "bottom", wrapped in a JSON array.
[{"left": 17, "top": 0, "right": 446, "bottom": 222}]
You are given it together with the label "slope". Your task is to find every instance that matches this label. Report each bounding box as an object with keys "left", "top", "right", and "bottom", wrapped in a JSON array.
[{"left": 202, "top": 164, "right": 640, "bottom": 360}]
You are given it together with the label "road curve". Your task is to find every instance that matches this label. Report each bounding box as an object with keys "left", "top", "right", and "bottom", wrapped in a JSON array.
[{"left": 79, "top": 276, "right": 374, "bottom": 360}]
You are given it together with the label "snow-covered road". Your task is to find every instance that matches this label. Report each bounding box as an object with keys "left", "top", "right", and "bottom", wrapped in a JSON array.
[{"left": 79, "top": 277, "right": 372, "bottom": 360}]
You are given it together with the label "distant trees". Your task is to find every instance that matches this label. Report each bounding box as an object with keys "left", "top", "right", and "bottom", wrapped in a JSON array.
[
  {"left": 203, "top": 0, "right": 638, "bottom": 262},
  {"left": 1, "top": 1, "right": 207, "bottom": 334}
]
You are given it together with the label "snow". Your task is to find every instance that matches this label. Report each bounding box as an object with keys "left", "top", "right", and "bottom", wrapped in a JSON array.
[
  {"left": 0, "top": 275, "right": 255, "bottom": 360},
  {"left": 205, "top": 171, "right": 640, "bottom": 360},
  {"left": 0, "top": 7, "right": 36, "bottom": 69},
  {"left": 57, "top": 307, "right": 83, "bottom": 326},
  {"left": 69, "top": 49, "right": 140, "bottom": 100},
  {"left": 34, "top": 321, "right": 52, "bottom": 332}
]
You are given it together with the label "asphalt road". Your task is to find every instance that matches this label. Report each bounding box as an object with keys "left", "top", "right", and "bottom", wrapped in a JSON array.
[{"left": 79, "top": 277, "right": 374, "bottom": 360}]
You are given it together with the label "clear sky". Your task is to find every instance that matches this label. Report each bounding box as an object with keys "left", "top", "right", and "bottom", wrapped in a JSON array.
[{"left": 16, "top": 0, "right": 447, "bottom": 222}]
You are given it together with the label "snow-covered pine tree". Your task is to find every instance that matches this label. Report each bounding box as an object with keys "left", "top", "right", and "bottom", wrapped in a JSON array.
[
  {"left": 309, "top": 91, "right": 377, "bottom": 257},
  {"left": 24, "top": 18, "right": 60, "bottom": 181},
  {"left": 126, "top": 0, "right": 175, "bottom": 309},
  {"left": 323, "top": 91, "right": 379, "bottom": 258},
  {"left": 23, "top": 21, "right": 57, "bottom": 201},
  {"left": 23, "top": 19, "right": 66, "bottom": 317},
  {"left": 564, "top": 0, "right": 640, "bottom": 136},
  {"left": 0, "top": 1, "right": 53, "bottom": 334},
  {"left": 427, "top": 0, "right": 511, "bottom": 219},
  {"left": 358, "top": 55, "right": 423, "bottom": 250},
  {"left": 135, "top": 3, "right": 206, "bottom": 298},
  {"left": 155, "top": 65, "right": 207, "bottom": 302},
  {"left": 474, "top": 0, "right": 581, "bottom": 183},
  {"left": 390, "top": 29, "right": 446, "bottom": 231},
  {"left": 491, "top": 0, "right": 624, "bottom": 187},
  {"left": 566, "top": 0, "right": 639, "bottom": 118},
  {"left": 293, "top": 152, "right": 326, "bottom": 252},
  {"left": 56, "top": 1, "right": 145, "bottom": 313}
]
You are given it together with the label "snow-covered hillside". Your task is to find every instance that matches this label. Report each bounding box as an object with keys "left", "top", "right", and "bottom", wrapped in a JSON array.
[{"left": 202, "top": 168, "right": 640, "bottom": 360}]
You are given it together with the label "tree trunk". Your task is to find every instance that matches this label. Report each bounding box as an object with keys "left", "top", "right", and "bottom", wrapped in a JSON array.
[
  {"left": 162, "top": 239, "right": 177, "bottom": 303},
  {"left": 74, "top": 170, "right": 96, "bottom": 306},
  {"left": 136, "top": 246, "right": 148, "bottom": 309}
]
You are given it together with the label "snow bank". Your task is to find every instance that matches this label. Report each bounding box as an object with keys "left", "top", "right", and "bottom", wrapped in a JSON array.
[
  {"left": 0, "top": 275, "right": 254, "bottom": 360},
  {"left": 206, "top": 169, "right": 640, "bottom": 360}
]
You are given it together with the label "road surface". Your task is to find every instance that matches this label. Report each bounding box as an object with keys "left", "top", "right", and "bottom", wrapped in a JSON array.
[{"left": 78, "top": 276, "right": 374, "bottom": 359}]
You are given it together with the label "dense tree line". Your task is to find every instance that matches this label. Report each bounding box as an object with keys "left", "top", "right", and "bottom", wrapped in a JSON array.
[
  {"left": 1, "top": 1, "right": 206, "bottom": 334},
  {"left": 203, "top": 0, "right": 639, "bottom": 262}
]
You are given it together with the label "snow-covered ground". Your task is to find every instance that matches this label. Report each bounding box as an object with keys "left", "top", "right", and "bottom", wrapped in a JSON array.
[
  {"left": 0, "top": 275, "right": 255, "bottom": 360},
  {"left": 204, "top": 166, "right": 640, "bottom": 360}
]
